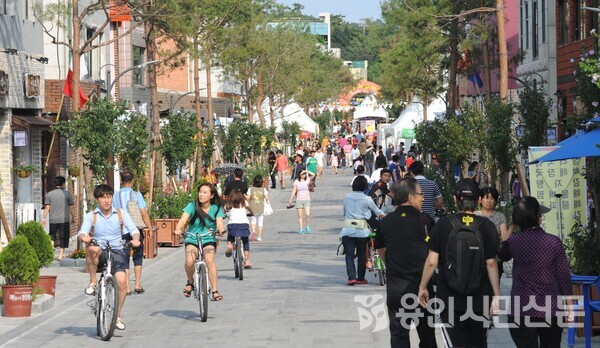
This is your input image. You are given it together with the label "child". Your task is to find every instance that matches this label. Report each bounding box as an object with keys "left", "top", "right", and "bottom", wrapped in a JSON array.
[
  {"left": 248, "top": 175, "right": 269, "bottom": 242},
  {"left": 330, "top": 151, "right": 339, "bottom": 174},
  {"left": 225, "top": 189, "right": 253, "bottom": 268}
]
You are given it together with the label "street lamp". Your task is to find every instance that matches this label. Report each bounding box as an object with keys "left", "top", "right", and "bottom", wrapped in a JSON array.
[
  {"left": 169, "top": 89, "right": 205, "bottom": 113},
  {"left": 108, "top": 60, "right": 161, "bottom": 97}
]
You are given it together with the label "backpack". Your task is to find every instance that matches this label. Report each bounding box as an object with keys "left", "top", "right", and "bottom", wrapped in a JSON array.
[
  {"left": 442, "top": 214, "right": 485, "bottom": 295},
  {"left": 121, "top": 191, "right": 146, "bottom": 229}
]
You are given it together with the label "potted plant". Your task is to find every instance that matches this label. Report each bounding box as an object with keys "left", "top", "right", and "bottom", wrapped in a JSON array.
[
  {"left": 16, "top": 221, "right": 56, "bottom": 297},
  {"left": 564, "top": 223, "right": 600, "bottom": 336},
  {"left": 151, "top": 190, "right": 193, "bottom": 247},
  {"left": 13, "top": 159, "right": 37, "bottom": 179},
  {"left": 0, "top": 236, "right": 40, "bottom": 317}
]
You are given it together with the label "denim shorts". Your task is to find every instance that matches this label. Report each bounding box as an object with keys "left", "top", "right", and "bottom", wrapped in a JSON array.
[
  {"left": 98, "top": 249, "right": 128, "bottom": 274},
  {"left": 295, "top": 199, "right": 311, "bottom": 209}
]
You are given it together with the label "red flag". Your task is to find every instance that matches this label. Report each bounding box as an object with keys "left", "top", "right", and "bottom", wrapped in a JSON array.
[{"left": 63, "top": 69, "right": 88, "bottom": 107}]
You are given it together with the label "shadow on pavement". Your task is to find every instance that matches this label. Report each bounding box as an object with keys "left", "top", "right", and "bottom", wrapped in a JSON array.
[{"left": 149, "top": 309, "right": 206, "bottom": 322}]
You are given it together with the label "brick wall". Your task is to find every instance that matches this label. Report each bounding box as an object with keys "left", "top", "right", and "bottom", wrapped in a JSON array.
[{"left": 0, "top": 110, "right": 14, "bottom": 246}]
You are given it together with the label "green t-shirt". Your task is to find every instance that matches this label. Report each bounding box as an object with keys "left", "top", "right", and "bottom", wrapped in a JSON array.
[
  {"left": 306, "top": 157, "right": 318, "bottom": 174},
  {"left": 183, "top": 202, "right": 225, "bottom": 245}
]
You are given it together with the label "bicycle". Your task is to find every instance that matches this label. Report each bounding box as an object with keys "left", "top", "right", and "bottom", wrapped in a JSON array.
[
  {"left": 366, "top": 232, "right": 386, "bottom": 286},
  {"left": 232, "top": 236, "right": 244, "bottom": 280},
  {"left": 88, "top": 239, "right": 130, "bottom": 341},
  {"left": 183, "top": 229, "right": 218, "bottom": 322}
]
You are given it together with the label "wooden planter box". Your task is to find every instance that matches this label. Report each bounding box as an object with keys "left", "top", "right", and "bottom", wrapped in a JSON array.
[
  {"left": 142, "top": 227, "right": 158, "bottom": 259},
  {"left": 153, "top": 219, "right": 182, "bottom": 247},
  {"left": 573, "top": 282, "right": 600, "bottom": 337}
]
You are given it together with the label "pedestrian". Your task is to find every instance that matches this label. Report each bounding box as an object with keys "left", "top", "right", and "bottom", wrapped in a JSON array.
[
  {"left": 498, "top": 196, "right": 573, "bottom": 348},
  {"left": 113, "top": 170, "right": 153, "bottom": 295},
  {"left": 385, "top": 144, "right": 394, "bottom": 164},
  {"left": 364, "top": 146, "right": 375, "bottom": 176},
  {"left": 248, "top": 175, "right": 269, "bottom": 242},
  {"left": 369, "top": 168, "right": 395, "bottom": 214},
  {"left": 291, "top": 153, "right": 304, "bottom": 180},
  {"left": 78, "top": 184, "right": 141, "bottom": 331},
  {"left": 341, "top": 175, "right": 385, "bottom": 285},
  {"left": 405, "top": 153, "right": 414, "bottom": 171},
  {"left": 42, "top": 176, "right": 75, "bottom": 261},
  {"left": 475, "top": 186, "right": 508, "bottom": 279},
  {"left": 351, "top": 144, "right": 360, "bottom": 167},
  {"left": 343, "top": 141, "right": 353, "bottom": 169},
  {"left": 398, "top": 147, "right": 406, "bottom": 175},
  {"left": 353, "top": 156, "right": 363, "bottom": 175},
  {"left": 418, "top": 179, "right": 501, "bottom": 348},
  {"left": 350, "top": 165, "right": 372, "bottom": 188},
  {"left": 268, "top": 151, "right": 277, "bottom": 189},
  {"left": 370, "top": 155, "right": 389, "bottom": 184},
  {"left": 376, "top": 177, "right": 437, "bottom": 348},
  {"left": 275, "top": 150, "right": 288, "bottom": 190},
  {"left": 330, "top": 150, "right": 339, "bottom": 174},
  {"left": 225, "top": 189, "right": 254, "bottom": 269},
  {"left": 315, "top": 147, "right": 325, "bottom": 179},
  {"left": 340, "top": 147, "right": 347, "bottom": 174},
  {"left": 224, "top": 168, "right": 249, "bottom": 198},
  {"left": 388, "top": 154, "right": 401, "bottom": 183},
  {"left": 358, "top": 138, "right": 368, "bottom": 156},
  {"left": 288, "top": 170, "right": 315, "bottom": 234},
  {"left": 409, "top": 161, "right": 445, "bottom": 220},
  {"left": 174, "top": 183, "right": 226, "bottom": 301},
  {"left": 306, "top": 150, "right": 318, "bottom": 192}
]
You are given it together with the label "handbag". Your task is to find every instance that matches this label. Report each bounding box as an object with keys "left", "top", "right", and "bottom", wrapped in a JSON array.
[
  {"left": 337, "top": 242, "right": 345, "bottom": 256},
  {"left": 263, "top": 200, "right": 273, "bottom": 216}
]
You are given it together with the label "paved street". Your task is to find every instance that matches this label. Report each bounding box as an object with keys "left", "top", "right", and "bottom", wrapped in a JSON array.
[{"left": 0, "top": 171, "right": 597, "bottom": 347}]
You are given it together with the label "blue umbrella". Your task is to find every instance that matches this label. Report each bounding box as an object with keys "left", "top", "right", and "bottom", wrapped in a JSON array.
[{"left": 529, "top": 127, "right": 600, "bottom": 163}]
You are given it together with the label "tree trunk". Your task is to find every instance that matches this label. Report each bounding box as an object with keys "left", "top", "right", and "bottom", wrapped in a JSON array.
[
  {"left": 206, "top": 49, "right": 214, "bottom": 130},
  {"left": 497, "top": 0, "right": 508, "bottom": 100},
  {"left": 256, "top": 72, "right": 266, "bottom": 127},
  {"left": 146, "top": 15, "right": 162, "bottom": 206},
  {"left": 483, "top": 39, "right": 492, "bottom": 98},
  {"left": 448, "top": 19, "right": 459, "bottom": 111},
  {"left": 193, "top": 37, "right": 204, "bottom": 186}
]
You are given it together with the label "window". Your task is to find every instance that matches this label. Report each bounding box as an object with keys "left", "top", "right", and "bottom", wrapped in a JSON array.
[
  {"left": 85, "top": 29, "right": 94, "bottom": 79},
  {"left": 525, "top": 1, "right": 530, "bottom": 49},
  {"left": 132, "top": 46, "right": 145, "bottom": 85},
  {"left": 575, "top": 0, "right": 582, "bottom": 40},
  {"left": 590, "top": 0, "right": 599, "bottom": 35},
  {"left": 520, "top": 0, "right": 524, "bottom": 49},
  {"left": 542, "top": 0, "right": 546, "bottom": 42},
  {"left": 533, "top": 0, "right": 538, "bottom": 58},
  {"left": 560, "top": 0, "right": 571, "bottom": 45}
]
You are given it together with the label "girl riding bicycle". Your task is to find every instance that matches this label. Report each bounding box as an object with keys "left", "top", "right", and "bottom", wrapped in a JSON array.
[
  {"left": 175, "top": 183, "right": 226, "bottom": 301},
  {"left": 224, "top": 189, "right": 254, "bottom": 269}
]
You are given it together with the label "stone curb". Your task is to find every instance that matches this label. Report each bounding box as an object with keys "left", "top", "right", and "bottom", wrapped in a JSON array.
[{"left": 59, "top": 258, "right": 86, "bottom": 267}]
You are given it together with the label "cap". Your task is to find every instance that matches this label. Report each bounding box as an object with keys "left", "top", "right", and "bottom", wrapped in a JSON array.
[
  {"left": 455, "top": 178, "right": 480, "bottom": 200},
  {"left": 539, "top": 204, "right": 551, "bottom": 214}
]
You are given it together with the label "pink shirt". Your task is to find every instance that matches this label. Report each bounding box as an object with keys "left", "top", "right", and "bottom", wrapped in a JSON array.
[
  {"left": 339, "top": 137, "right": 347, "bottom": 148},
  {"left": 343, "top": 144, "right": 353, "bottom": 154},
  {"left": 294, "top": 180, "right": 310, "bottom": 201},
  {"left": 276, "top": 155, "right": 288, "bottom": 171}
]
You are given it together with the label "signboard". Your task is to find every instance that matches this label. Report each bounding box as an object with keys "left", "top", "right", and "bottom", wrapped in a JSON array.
[
  {"left": 0, "top": 70, "right": 8, "bottom": 97},
  {"left": 401, "top": 128, "right": 415, "bottom": 139},
  {"left": 360, "top": 120, "right": 376, "bottom": 133},
  {"left": 528, "top": 147, "right": 587, "bottom": 236},
  {"left": 24, "top": 74, "right": 40, "bottom": 98},
  {"left": 14, "top": 131, "right": 27, "bottom": 147}
]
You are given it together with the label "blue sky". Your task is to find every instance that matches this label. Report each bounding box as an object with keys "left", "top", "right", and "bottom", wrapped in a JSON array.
[{"left": 277, "top": 0, "right": 382, "bottom": 23}]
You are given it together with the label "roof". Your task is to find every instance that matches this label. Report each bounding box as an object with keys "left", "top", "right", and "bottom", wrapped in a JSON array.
[{"left": 12, "top": 115, "right": 56, "bottom": 129}]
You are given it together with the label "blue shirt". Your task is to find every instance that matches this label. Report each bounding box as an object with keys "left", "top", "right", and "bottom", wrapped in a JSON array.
[
  {"left": 77, "top": 207, "right": 139, "bottom": 250},
  {"left": 341, "top": 191, "right": 384, "bottom": 238},
  {"left": 113, "top": 187, "right": 147, "bottom": 209}
]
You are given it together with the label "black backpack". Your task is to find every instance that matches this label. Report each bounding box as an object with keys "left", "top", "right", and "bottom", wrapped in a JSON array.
[{"left": 443, "top": 214, "right": 485, "bottom": 295}]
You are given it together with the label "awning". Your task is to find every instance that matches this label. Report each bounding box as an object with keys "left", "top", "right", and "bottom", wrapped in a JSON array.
[{"left": 12, "top": 115, "right": 56, "bottom": 130}]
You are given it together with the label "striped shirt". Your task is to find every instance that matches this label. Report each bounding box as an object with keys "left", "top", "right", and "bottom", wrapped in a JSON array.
[{"left": 414, "top": 175, "right": 442, "bottom": 219}]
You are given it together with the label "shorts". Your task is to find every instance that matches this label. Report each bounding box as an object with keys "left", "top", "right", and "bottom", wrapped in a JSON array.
[
  {"left": 185, "top": 241, "right": 217, "bottom": 250},
  {"left": 184, "top": 231, "right": 217, "bottom": 248},
  {"left": 278, "top": 171, "right": 286, "bottom": 181},
  {"left": 295, "top": 200, "right": 311, "bottom": 209},
  {"left": 122, "top": 230, "right": 144, "bottom": 267},
  {"left": 98, "top": 249, "right": 128, "bottom": 274},
  {"left": 50, "top": 222, "right": 70, "bottom": 248}
]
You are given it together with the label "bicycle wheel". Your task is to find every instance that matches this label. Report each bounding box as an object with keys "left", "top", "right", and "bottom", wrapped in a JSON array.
[
  {"left": 235, "top": 237, "right": 244, "bottom": 281},
  {"left": 198, "top": 263, "right": 209, "bottom": 322},
  {"left": 193, "top": 263, "right": 201, "bottom": 299},
  {"left": 233, "top": 248, "right": 239, "bottom": 279},
  {"left": 97, "top": 276, "right": 119, "bottom": 341}
]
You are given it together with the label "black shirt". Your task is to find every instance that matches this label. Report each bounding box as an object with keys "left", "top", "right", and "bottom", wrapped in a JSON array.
[
  {"left": 428, "top": 213, "right": 499, "bottom": 313},
  {"left": 224, "top": 179, "right": 248, "bottom": 197},
  {"left": 375, "top": 206, "right": 434, "bottom": 294}
]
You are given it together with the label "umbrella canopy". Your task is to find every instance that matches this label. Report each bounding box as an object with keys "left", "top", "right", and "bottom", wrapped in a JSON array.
[
  {"left": 212, "top": 163, "right": 245, "bottom": 176},
  {"left": 529, "top": 127, "right": 600, "bottom": 164}
]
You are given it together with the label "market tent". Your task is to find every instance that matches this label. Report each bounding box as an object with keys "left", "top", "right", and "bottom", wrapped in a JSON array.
[
  {"left": 353, "top": 95, "right": 389, "bottom": 120},
  {"left": 251, "top": 100, "right": 318, "bottom": 134}
]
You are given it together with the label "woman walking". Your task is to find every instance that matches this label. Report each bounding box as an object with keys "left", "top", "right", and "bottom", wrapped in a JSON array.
[
  {"left": 268, "top": 151, "right": 277, "bottom": 189},
  {"left": 174, "top": 183, "right": 226, "bottom": 301},
  {"left": 225, "top": 189, "right": 254, "bottom": 269},
  {"left": 475, "top": 186, "right": 508, "bottom": 278},
  {"left": 341, "top": 176, "right": 385, "bottom": 285},
  {"left": 288, "top": 170, "right": 315, "bottom": 234},
  {"left": 248, "top": 175, "right": 269, "bottom": 242},
  {"left": 498, "top": 196, "right": 573, "bottom": 347}
]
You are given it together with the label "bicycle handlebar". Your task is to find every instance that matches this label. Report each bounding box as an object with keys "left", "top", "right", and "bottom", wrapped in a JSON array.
[{"left": 89, "top": 238, "right": 132, "bottom": 249}]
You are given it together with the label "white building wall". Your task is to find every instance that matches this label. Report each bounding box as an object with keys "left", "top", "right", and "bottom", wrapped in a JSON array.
[{"left": 0, "top": 111, "right": 13, "bottom": 246}]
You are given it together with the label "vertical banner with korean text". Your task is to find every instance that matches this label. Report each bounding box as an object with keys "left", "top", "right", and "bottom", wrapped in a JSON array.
[{"left": 528, "top": 147, "right": 587, "bottom": 236}]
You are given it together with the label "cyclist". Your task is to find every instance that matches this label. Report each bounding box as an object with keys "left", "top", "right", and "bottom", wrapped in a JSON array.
[
  {"left": 174, "top": 183, "right": 226, "bottom": 301},
  {"left": 78, "top": 184, "right": 141, "bottom": 331}
]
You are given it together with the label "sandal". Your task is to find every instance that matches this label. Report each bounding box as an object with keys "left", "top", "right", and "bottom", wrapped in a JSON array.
[
  {"left": 211, "top": 291, "right": 223, "bottom": 301},
  {"left": 183, "top": 281, "right": 194, "bottom": 298}
]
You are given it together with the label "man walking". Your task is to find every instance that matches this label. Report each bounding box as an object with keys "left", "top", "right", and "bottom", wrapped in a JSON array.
[
  {"left": 42, "top": 176, "right": 75, "bottom": 261},
  {"left": 418, "top": 179, "right": 501, "bottom": 347},
  {"left": 409, "top": 161, "right": 445, "bottom": 220},
  {"left": 275, "top": 150, "right": 288, "bottom": 190},
  {"left": 376, "top": 177, "right": 437, "bottom": 348},
  {"left": 306, "top": 150, "right": 318, "bottom": 191},
  {"left": 113, "top": 171, "right": 153, "bottom": 295}
]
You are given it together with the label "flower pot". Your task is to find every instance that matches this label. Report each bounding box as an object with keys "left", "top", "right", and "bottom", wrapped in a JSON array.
[
  {"left": 142, "top": 227, "right": 158, "bottom": 259},
  {"left": 1, "top": 284, "right": 33, "bottom": 317},
  {"left": 15, "top": 170, "right": 32, "bottom": 179},
  {"left": 153, "top": 219, "right": 182, "bottom": 247},
  {"left": 36, "top": 275, "right": 57, "bottom": 298}
]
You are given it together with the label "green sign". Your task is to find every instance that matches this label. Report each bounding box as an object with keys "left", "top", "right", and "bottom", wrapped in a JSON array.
[{"left": 400, "top": 129, "right": 415, "bottom": 139}]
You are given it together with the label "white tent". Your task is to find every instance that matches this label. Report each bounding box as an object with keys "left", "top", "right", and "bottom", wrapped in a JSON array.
[
  {"left": 251, "top": 100, "right": 318, "bottom": 134},
  {"left": 380, "top": 97, "right": 446, "bottom": 149},
  {"left": 353, "top": 95, "right": 389, "bottom": 120}
]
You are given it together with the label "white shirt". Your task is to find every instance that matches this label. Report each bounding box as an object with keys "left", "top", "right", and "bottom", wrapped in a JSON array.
[
  {"left": 371, "top": 168, "right": 382, "bottom": 183},
  {"left": 315, "top": 152, "right": 325, "bottom": 166},
  {"left": 227, "top": 207, "right": 249, "bottom": 224}
]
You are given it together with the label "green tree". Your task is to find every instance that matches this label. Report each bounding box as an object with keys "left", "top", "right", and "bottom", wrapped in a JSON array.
[
  {"left": 485, "top": 98, "right": 516, "bottom": 199},
  {"left": 159, "top": 111, "right": 200, "bottom": 176},
  {"left": 278, "top": 120, "right": 301, "bottom": 156},
  {"left": 516, "top": 86, "right": 551, "bottom": 154}
]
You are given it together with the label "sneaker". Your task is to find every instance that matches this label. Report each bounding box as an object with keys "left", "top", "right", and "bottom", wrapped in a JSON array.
[
  {"left": 305, "top": 226, "right": 311, "bottom": 234},
  {"left": 355, "top": 279, "right": 369, "bottom": 285},
  {"left": 225, "top": 248, "right": 233, "bottom": 257},
  {"left": 115, "top": 317, "right": 126, "bottom": 330},
  {"left": 256, "top": 236, "right": 262, "bottom": 242},
  {"left": 244, "top": 261, "right": 253, "bottom": 269},
  {"left": 346, "top": 279, "right": 357, "bottom": 286},
  {"left": 298, "top": 228, "right": 304, "bottom": 234},
  {"left": 84, "top": 283, "right": 97, "bottom": 296}
]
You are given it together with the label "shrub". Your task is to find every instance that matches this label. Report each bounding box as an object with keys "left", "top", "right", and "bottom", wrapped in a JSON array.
[
  {"left": 17, "top": 221, "right": 54, "bottom": 267},
  {"left": 0, "top": 236, "right": 40, "bottom": 285},
  {"left": 151, "top": 189, "right": 196, "bottom": 219},
  {"left": 564, "top": 223, "right": 600, "bottom": 275}
]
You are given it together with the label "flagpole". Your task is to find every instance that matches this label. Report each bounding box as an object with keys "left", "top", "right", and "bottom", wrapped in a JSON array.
[{"left": 44, "top": 93, "right": 66, "bottom": 170}]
